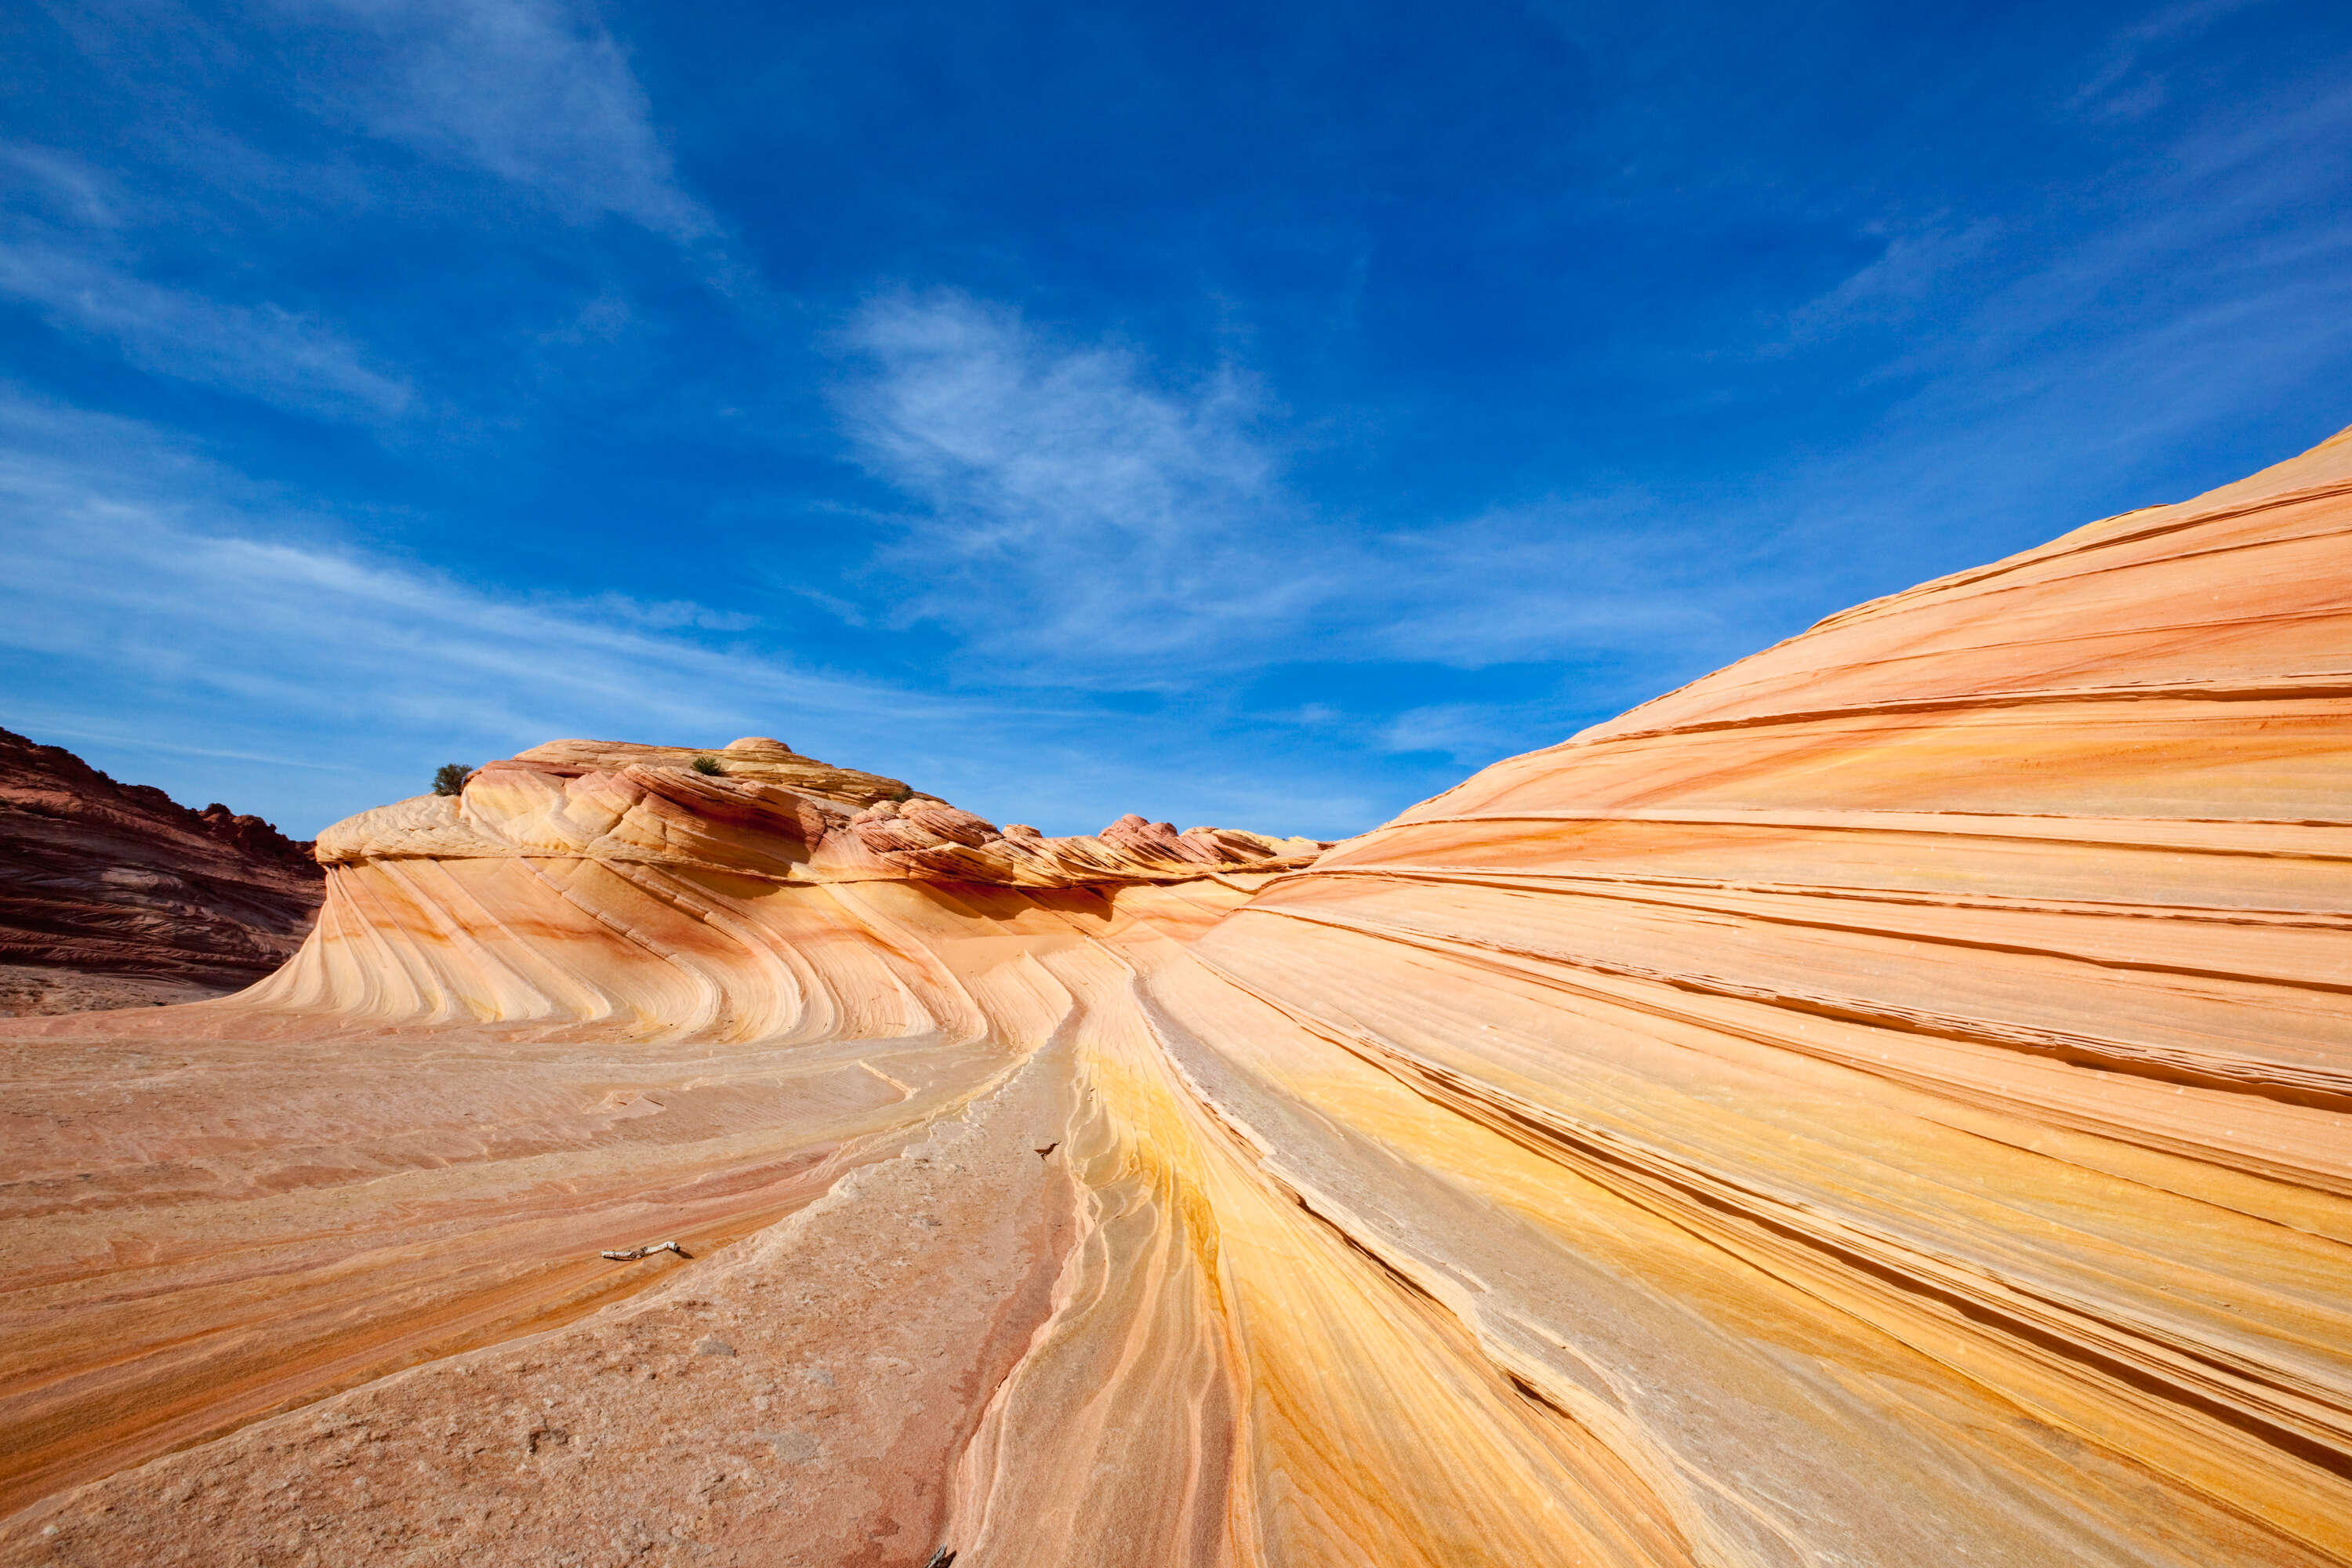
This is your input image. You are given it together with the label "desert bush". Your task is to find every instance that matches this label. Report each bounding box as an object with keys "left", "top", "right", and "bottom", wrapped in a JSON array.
[
  {"left": 691, "top": 755, "right": 724, "bottom": 775},
  {"left": 432, "top": 763, "right": 473, "bottom": 797}
]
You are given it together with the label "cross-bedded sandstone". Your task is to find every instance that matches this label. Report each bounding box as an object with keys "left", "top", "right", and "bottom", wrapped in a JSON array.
[{"left": 4, "top": 427, "right": 2350, "bottom": 1566}]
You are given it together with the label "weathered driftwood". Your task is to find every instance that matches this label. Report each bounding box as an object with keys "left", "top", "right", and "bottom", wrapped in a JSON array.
[{"left": 599, "top": 1240, "right": 688, "bottom": 1261}]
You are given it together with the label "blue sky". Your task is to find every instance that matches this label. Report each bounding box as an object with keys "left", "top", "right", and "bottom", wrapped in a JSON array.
[{"left": 2, "top": 0, "right": 2348, "bottom": 839}]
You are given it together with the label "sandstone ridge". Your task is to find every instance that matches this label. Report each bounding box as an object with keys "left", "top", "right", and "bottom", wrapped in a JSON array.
[
  {"left": 0, "top": 726, "right": 322, "bottom": 1014},
  {"left": 2, "top": 426, "right": 2349, "bottom": 1566},
  {"left": 263, "top": 737, "right": 1327, "bottom": 1034},
  {"left": 318, "top": 735, "right": 1325, "bottom": 891}
]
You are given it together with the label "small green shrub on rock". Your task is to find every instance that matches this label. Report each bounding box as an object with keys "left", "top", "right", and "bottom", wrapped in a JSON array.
[
  {"left": 691, "top": 755, "right": 724, "bottom": 775},
  {"left": 432, "top": 763, "right": 473, "bottom": 797}
]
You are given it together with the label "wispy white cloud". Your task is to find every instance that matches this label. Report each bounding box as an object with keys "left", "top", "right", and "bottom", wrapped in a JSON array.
[
  {"left": 1860, "top": 89, "right": 2352, "bottom": 455},
  {"left": 20, "top": 724, "right": 365, "bottom": 775},
  {"left": 1734, "top": 54, "right": 2352, "bottom": 581},
  {"left": 2067, "top": 0, "right": 2275, "bottom": 120},
  {"left": 837, "top": 291, "right": 1327, "bottom": 663},
  {"left": 0, "top": 387, "right": 1385, "bottom": 837},
  {"left": 279, "top": 0, "right": 717, "bottom": 244},
  {"left": 0, "top": 238, "right": 412, "bottom": 419},
  {"left": 0, "top": 389, "right": 964, "bottom": 822},
  {"left": 528, "top": 590, "right": 760, "bottom": 633},
  {"left": 0, "top": 143, "right": 412, "bottom": 419},
  {"left": 0, "top": 143, "right": 119, "bottom": 228},
  {"left": 833, "top": 291, "right": 1715, "bottom": 681},
  {"left": 2, "top": 0, "right": 728, "bottom": 424},
  {"left": 1766, "top": 219, "right": 2001, "bottom": 353},
  {"left": 1378, "top": 702, "right": 1529, "bottom": 765},
  {"left": 1361, "top": 501, "right": 1723, "bottom": 668}
]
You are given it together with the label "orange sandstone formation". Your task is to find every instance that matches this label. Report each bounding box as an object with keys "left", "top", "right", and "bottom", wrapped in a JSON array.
[{"left": 2, "top": 428, "right": 2350, "bottom": 1566}]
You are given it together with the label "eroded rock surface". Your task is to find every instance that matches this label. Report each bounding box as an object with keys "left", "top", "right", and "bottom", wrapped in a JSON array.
[
  {"left": 0, "top": 750, "right": 1319, "bottom": 1543},
  {"left": 2, "top": 427, "right": 2350, "bottom": 1566},
  {"left": 0, "top": 728, "right": 321, "bottom": 1014}
]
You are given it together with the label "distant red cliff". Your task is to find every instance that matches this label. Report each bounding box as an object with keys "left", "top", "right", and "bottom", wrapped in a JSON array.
[{"left": 0, "top": 726, "right": 322, "bottom": 1014}]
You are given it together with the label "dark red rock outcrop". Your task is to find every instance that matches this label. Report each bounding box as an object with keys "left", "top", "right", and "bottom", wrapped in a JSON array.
[{"left": 0, "top": 727, "right": 323, "bottom": 1014}]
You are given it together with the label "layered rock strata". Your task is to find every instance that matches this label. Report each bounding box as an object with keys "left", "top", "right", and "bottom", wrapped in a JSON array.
[
  {"left": 2, "top": 429, "right": 2350, "bottom": 1566},
  {"left": 263, "top": 733, "right": 1327, "bottom": 1033},
  {"left": 0, "top": 727, "right": 321, "bottom": 1014}
]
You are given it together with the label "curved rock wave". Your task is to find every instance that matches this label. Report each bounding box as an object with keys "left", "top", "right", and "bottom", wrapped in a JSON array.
[
  {"left": 267, "top": 735, "right": 1327, "bottom": 1035},
  {"left": 2, "top": 429, "right": 2350, "bottom": 1565}
]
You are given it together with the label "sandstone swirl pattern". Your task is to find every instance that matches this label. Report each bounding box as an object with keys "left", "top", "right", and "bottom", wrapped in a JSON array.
[{"left": 2, "top": 428, "right": 2350, "bottom": 1566}]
